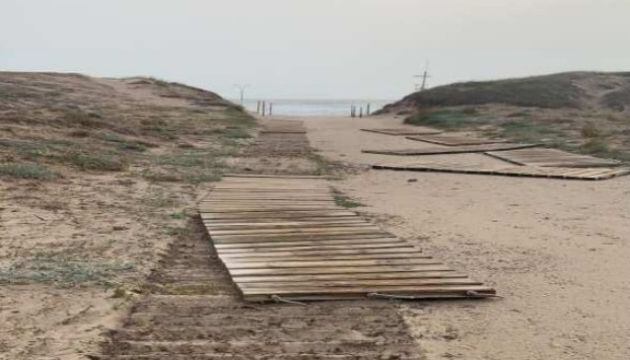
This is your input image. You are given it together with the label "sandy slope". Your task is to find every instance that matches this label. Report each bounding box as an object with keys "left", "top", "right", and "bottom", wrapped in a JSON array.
[{"left": 303, "top": 114, "right": 630, "bottom": 360}]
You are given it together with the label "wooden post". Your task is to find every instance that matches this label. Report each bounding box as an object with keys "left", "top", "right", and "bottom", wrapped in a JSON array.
[
  {"left": 269, "top": 103, "right": 273, "bottom": 116},
  {"left": 262, "top": 101, "right": 266, "bottom": 116},
  {"left": 366, "top": 103, "right": 371, "bottom": 116},
  {"left": 359, "top": 107, "right": 363, "bottom": 118}
]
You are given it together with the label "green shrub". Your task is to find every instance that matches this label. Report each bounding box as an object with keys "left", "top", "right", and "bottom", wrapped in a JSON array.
[
  {"left": 0, "top": 163, "right": 57, "bottom": 180},
  {"left": 580, "top": 138, "right": 610, "bottom": 154},
  {"left": 581, "top": 122, "right": 601, "bottom": 138},
  {"left": 404, "top": 109, "right": 480, "bottom": 129},
  {"left": 64, "top": 152, "right": 128, "bottom": 171}
]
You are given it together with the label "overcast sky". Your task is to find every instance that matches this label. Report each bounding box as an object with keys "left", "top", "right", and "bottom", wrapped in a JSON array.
[{"left": 1, "top": 0, "right": 629, "bottom": 100}]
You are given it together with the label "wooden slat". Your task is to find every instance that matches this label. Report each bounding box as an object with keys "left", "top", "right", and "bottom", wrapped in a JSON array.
[
  {"left": 238, "top": 278, "right": 481, "bottom": 289},
  {"left": 362, "top": 143, "right": 539, "bottom": 156},
  {"left": 200, "top": 210, "right": 359, "bottom": 219},
  {"left": 407, "top": 134, "right": 508, "bottom": 146},
  {"left": 360, "top": 128, "right": 442, "bottom": 136},
  {"left": 242, "top": 284, "right": 496, "bottom": 297},
  {"left": 372, "top": 161, "right": 630, "bottom": 181},
  {"left": 485, "top": 148, "right": 621, "bottom": 168},
  {"left": 227, "top": 264, "right": 456, "bottom": 276},
  {"left": 211, "top": 233, "right": 396, "bottom": 244},
  {"left": 223, "top": 258, "right": 440, "bottom": 269},
  {"left": 215, "top": 242, "right": 411, "bottom": 251},
  {"left": 220, "top": 253, "right": 429, "bottom": 262},
  {"left": 206, "top": 225, "right": 383, "bottom": 236},
  {"left": 233, "top": 271, "right": 464, "bottom": 283},
  {"left": 218, "top": 247, "right": 414, "bottom": 258}
]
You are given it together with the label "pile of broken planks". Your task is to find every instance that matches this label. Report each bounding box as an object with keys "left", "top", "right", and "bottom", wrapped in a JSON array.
[{"left": 199, "top": 174, "right": 496, "bottom": 302}]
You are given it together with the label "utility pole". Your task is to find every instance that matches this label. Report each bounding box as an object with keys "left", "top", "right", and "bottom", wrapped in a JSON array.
[
  {"left": 413, "top": 61, "right": 431, "bottom": 91},
  {"left": 234, "top": 84, "right": 249, "bottom": 105}
]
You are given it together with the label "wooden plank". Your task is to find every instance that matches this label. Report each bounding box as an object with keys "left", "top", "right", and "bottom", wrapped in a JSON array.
[
  {"left": 362, "top": 143, "right": 539, "bottom": 156},
  {"left": 372, "top": 162, "right": 630, "bottom": 181},
  {"left": 205, "top": 222, "right": 373, "bottom": 231},
  {"left": 222, "top": 258, "right": 439, "bottom": 269},
  {"left": 210, "top": 232, "right": 394, "bottom": 244},
  {"left": 407, "top": 134, "right": 508, "bottom": 146},
  {"left": 206, "top": 225, "right": 383, "bottom": 236},
  {"left": 360, "top": 128, "right": 442, "bottom": 136},
  {"left": 218, "top": 247, "right": 415, "bottom": 258},
  {"left": 215, "top": 242, "right": 411, "bottom": 252},
  {"left": 199, "top": 211, "right": 359, "bottom": 219},
  {"left": 237, "top": 278, "right": 481, "bottom": 289},
  {"left": 227, "top": 264, "right": 457, "bottom": 276},
  {"left": 242, "top": 284, "right": 496, "bottom": 297},
  {"left": 204, "top": 219, "right": 369, "bottom": 226},
  {"left": 220, "top": 253, "right": 428, "bottom": 262},
  {"left": 232, "top": 271, "right": 464, "bottom": 283},
  {"left": 485, "top": 148, "right": 621, "bottom": 168},
  {"left": 199, "top": 206, "right": 342, "bottom": 213},
  {"left": 202, "top": 217, "right": 365, "bottom": 225}
]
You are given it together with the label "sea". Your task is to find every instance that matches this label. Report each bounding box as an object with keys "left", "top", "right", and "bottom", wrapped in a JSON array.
[{"left": 235, "top": 99, "right": 393, "bottom": 117}]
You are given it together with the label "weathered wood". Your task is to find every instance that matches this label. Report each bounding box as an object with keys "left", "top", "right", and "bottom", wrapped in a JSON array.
[
  {"left": 218, "top": 247, "right": 414, "bottom": 258},
  {"left": 360, "top": 128, "right": 442, "bottom": 136},
  {"left": 211, "top": 232, "right": 396, "bottom": 244},
  {"left": 223, "top": 258, "right": 440, "bottom": 270},
  {"left": 232, "top": 271, "right": 464, "bottom": 283},
  {"left": 362, "top": 143, "right": 539, "bottom": 156},
  {"left": 485, "top": 148, "right": 622, "bottom": 168},
  {"left": 238, "top": 277, "right": 481, "bottom": 289},
  {"left": 215, "top": 241, "right": 412, "bottom": 251},
  {"left": 227, "top": 264, "right": 457, "bottom": 277},
  {"left": 407, "top": 134, "right": 508, "bottom": 146},
  {"left": 372, "top": 161, "right": 630, "bottom": 181},
  {"left": 242, "top": 284, "right": 496, "bottom": 297},
  {"left": 221, "top": 253, "right": 429, "bottom": 262},
  {"left": 206, "top": 225, "right": 383, "bottom": 236},
  {"left": 200, "top": 174, "right": 495, "bottom": 301}
]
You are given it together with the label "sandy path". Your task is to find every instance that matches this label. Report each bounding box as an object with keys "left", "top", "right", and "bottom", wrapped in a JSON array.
[{"left": 301, "top": 114, "right": 630, "bottom": 360}]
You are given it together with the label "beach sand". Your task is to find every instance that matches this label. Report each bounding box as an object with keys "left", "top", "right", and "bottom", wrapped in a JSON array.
[{"left": 302, "top": 114, "right": 630, "bottom": 360}]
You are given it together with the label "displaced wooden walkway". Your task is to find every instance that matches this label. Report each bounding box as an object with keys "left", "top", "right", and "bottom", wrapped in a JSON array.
[
  {"left": 361, "top": 127, "right": 442, "bottom": 136},
  {"left": 373, "top": 160, "right": 630, "bottom": 180},
  {"left": 200, "top": 175, "right": 496, "bottom": 302},
  {"left": 407, "top": 134, "right": 508, "bottom": 146},
  {"left": 363, "top": 143, "right": 539, "bottom": 156},
  {"left": 485, "top": 147, "right": 622, "bottom": 168}
]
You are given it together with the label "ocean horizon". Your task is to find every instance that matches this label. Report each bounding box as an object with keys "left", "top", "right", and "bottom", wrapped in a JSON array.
[{"left": 234, "top": 98, "right": 394, "bottom": 117}]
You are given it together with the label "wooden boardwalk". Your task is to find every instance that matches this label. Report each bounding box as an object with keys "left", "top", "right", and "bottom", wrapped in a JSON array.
[
  {"left": 372, "top": 160, "right": 630, "bottom": 180},
  {"left": 199, "top": 175, "right": 496, "bottom": 302},
  {"left": 407, "top": 134, "right": 509, "bottom": 146},
  {"left": 363, "top": 143, "right": 539, "bottom": 156},
  {"left": 242, "top": 121, "right": 311, "bottom": 157},
  {"left": 361, "top": 127, "right": 442, "bottom": 136},
  {"left": 485, "top": 147, "right": 622, "bottom": 168}
]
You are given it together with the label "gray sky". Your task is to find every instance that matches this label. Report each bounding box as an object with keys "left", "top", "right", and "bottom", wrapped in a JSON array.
[{"left": 1, "top": 0, "right": 629, "bottom": 100}]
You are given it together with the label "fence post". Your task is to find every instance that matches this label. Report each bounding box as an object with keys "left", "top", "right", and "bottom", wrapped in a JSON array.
[{"left": 366, "top": 103, "right": 371, "bottom": 115}]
